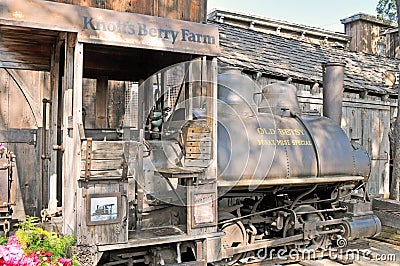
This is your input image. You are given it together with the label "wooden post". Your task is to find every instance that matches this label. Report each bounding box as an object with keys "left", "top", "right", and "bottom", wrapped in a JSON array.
[
  {"left": 62, "top": 33, "right": 83, "bottom": 236},
  {"left": 73, "top": 41, "right": 84, "bottom": 235},
  {"left": 48, "top": 33, "right": 64, "bottom": 214},
  {"left": 95, "top": 76, "right": 108, "bottom": 128},
  {"left": 390, "top": 0, "right": 400, "bottom": 200},
  {"left": 185, "top": 62, "right": 193, "bottom": 120},
  {"left": 206, "top": 57, "right": 217, "bottom": 131}
]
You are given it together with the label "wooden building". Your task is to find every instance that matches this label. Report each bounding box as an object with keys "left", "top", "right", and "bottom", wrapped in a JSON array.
[
  {"left": 46, "top": 0, "right": 208, "bottom": 23},
  {"left": 340, "top": 13, "right": 396, "bottom": 56},
  {"left": 0, "top": 0, "right": 219, "bottom": 264},
  {"left": 208, "top": 9, "right": 400, "bottom": 196}
]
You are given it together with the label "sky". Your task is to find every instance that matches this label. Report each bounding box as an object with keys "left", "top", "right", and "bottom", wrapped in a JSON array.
[{"left": 207, "top": 0, "right": 379, "bottom": 33}]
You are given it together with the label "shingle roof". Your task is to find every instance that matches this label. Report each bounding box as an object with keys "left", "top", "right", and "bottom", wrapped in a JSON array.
[{"left": 214, "top": 21, "right": 399, "bottom": 95}]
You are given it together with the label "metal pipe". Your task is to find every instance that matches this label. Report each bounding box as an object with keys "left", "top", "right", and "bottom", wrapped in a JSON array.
[
  {"left": 136, "top": 129, "right": 144, "bottom": 232},
  {"left": 322, "top": 62, "right": 345, "bottom": 126},
  {"left": 295, "top": 207, "right": 347, "bottom": 215},
  {"left": 41, "top": 98, "right": 52, "bottom": 160},
  {"left": 41, "top": 98, "right": 51, "bottom": 210}
]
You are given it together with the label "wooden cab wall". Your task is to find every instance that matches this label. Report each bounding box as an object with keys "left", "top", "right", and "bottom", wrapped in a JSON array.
[{"left": 45, "top": 0, "right": 208, "bottom": 23}]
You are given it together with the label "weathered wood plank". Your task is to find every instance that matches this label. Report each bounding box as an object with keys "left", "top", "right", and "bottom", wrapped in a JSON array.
[
  {"left": 81, "top": 159, "right": 124, "bottom": 171},
  {"left": 374, "top": 210, "right": 400, "bottom": 229},
  {"left": 0, "top": 129, "right": 36, "bottom": 144},
  {"left": 187, "top": 134, "right": 212, "bottom": 141},
  {"left": 83, "top": 150, "right": 124, "bottom": 160},
  {"left": 185, "top": 153, "right": 211, "bottom": 160},
  {"left": 185, "top": 159, "right": 210, "bottom": 167},
  {"left": 373, "top": 198, "right": 400, "bottom": 213},
  {"left": 82, "top": 141, "right": 123, "bottom": 160},
  {"left": 0, "top": 62, "right": 49, "bottom": 71},
  {"left": 185, "top": 146, "right": 211, "bottom": 154},
  {"left": 0, "top": 50, "right": 52, "bottom": 61},
  {"left": 82, "top": 140, "right": 124, "bottom": 151},
  {"left": 80, "top": 169, "right": 125, "bottom": 178},
  {"left": 186, "top": 141, "right": 212, "bottom": 147},
  {"left": 187, "top": 127, "right": 211, "bottom": 133}
]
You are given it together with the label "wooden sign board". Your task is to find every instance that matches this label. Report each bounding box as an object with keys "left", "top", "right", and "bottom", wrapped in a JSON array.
[{"left": 0, "top": 0, "right": 220, "bottom": 55}]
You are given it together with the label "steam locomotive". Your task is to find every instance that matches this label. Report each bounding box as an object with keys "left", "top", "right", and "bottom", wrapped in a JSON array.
[
  {"left": 115, "top": 62, "right": 380, "bottom": 265},
  {"left": 210, "top": 65, "right": 380, "bottom": 264},
  {"left": 0, "top": 60, "right": 381, "bottom": 265}
]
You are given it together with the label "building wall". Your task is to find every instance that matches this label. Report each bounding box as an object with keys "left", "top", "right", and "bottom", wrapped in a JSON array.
[
  {"left": 0, "top": 68, "right": 51, "bottom": 218},
  {"left": 46, "top": 0, "right": 207, "bottom": 22},
  {"left": 341, "top": 14, "right": 397, "bottom": 57},
  {"left": 344, "top": 19, "right": 384, "bottom": 55},
  {"left": 386, "top": 31, "right": 400, "bottom": 59}
]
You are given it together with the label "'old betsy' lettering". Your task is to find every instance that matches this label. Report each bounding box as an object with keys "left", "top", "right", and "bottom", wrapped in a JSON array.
[{"left": 83, "top": 16, "right": 216, "bottom": 45}]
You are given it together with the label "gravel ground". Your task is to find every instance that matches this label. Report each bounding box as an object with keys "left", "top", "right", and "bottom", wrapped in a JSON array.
[{"left": 285, "top": 238, "right": 400, "bottom": 266}]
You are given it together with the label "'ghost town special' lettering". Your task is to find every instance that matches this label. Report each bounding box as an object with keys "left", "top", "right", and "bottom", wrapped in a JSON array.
[{"left": 83, "top": 16, "right": 216, "bottom": 45}]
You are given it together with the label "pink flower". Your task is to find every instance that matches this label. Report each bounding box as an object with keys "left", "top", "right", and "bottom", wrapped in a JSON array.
[
  {"left": 58, "top": 258, "right": 73, "bottom": 266},
  {"left": 0, "top": 244, "right": 7, "bottom": 257},
  {"left": 19, "top": 254, "right": 40, "bottom": 266},
  {"left": 0, "top": 143, "right": 6, "bottom": 154},
  {"left": 0, "top": 247, "right": 23, "bottom": 264},
  {"left": 0, "top": 236, "right": 30, "bottom": 266},
  {"left": 6, "top": 236, "right": 19, "bottom": 248}
]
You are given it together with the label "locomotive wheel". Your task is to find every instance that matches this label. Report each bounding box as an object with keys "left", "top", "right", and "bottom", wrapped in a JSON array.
[
  {"left": 282, "top": 205, "right": 326, "bottom": 250},
  {"left": 218, "top": 212, "right": 247, "bottom": 265}
]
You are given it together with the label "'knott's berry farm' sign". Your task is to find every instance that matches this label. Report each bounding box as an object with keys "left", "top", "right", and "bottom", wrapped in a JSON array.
[{"left": 0, "top": 0, "right": 220, "bottom": 55}]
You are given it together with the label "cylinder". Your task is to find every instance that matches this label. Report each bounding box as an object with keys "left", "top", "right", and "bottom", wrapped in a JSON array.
[
  {"left": 322, "top": 62, "right": 345, "bottom": 126},
  {"left": 342, "top": 215, "right": 381, "bottom": 241}
]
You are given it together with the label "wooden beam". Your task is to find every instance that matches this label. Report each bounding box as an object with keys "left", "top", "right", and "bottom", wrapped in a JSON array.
[
  {"left": 95, "top": 76, "right": 108, "bottom": 128},
  {"left": 72, "top": 40, "right": 84, "bottom": 235},
  {"left": 62, "top": 33, "right": 80, "bottom": 236}
]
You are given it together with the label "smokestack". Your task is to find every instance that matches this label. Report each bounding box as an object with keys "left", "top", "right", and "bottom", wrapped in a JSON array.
[{"left": 322, "top": 62, "right": 345, "bottom": 126}]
